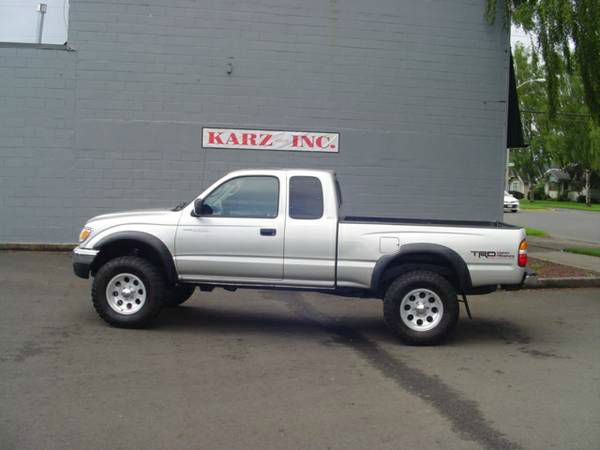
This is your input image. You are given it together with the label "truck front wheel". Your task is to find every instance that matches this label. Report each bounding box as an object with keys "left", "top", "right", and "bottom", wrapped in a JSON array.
[
  {"left": 383, "top": 270, "right": 459, "bottom": 345},
  {"left": 92, "top": 256, "right": 165, "bottom": 328}
]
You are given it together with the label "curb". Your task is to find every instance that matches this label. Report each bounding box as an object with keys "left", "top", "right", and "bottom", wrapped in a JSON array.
[
  {"left": 0, "top": 243, "right": 76, "bottom": 252},
  {"left": 523, "top": 276, "right": 600, "bottom": 289}
]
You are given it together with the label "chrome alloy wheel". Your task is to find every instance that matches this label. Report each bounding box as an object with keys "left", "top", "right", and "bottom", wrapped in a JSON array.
[
  {"left": 399, "top": 288, "right": 444, "bottom": 332},
  {"left": 105, "top": 273, "right": 147, "bottom": 315}
]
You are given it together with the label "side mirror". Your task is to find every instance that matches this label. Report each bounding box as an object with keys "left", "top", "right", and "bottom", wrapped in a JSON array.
[{"left": 192, "top": 199, "right": 213, "bottom": 216}]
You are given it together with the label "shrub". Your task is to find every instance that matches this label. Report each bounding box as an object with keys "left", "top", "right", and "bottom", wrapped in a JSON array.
[{"left": 532, "top": 185, "right": 546, "bottom": 200}]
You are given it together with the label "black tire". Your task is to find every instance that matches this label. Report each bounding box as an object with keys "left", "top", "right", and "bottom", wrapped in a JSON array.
[
  {"left": 383, "top": 270, "right": 459, "bottom": 345},
  {"left": 92, "top": 256, "right": 165, "bottom": 328},
  {"left": 162, "top": 284, "right": 195, "bottom": 307}
]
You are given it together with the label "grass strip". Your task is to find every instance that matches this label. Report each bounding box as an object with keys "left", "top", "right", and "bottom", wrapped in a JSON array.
[
  {"left": 564, "top": 247, "right": 600, "bottom": 258},
  {"left": 525, "top": 227, "right": 548, "bottom": 237},
  {"left": 520, "top": 200, "right": 600, "bottom": 212}
]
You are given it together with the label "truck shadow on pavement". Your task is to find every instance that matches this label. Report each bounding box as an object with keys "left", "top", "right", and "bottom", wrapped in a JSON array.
[
  {"left": 154, "top": 303, "right": 533, "bottom": 349},
  {"left": 156, "top": 305, "right": 329, "bottom": 339},
  {"left": 449, "top": 318, "right": 532, "bottom": 345},
  {"left": 341, "top": 315, "right": 533, "bottom": 347}
]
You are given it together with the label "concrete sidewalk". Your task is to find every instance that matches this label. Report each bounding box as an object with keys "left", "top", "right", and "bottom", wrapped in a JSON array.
[
  {"left": 528, "top": 236, "right": 600, "bottom": 274},
  {"left": 531, "top": 250, "right": 600, "bottom": 273}
]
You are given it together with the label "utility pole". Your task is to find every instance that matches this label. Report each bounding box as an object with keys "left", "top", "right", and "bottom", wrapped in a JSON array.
[{"left": 36, "top": 3, "right": 47, "bottom": 44}]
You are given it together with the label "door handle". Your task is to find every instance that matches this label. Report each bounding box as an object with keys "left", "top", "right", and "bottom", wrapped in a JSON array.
[{"left": 260, "top": 228, "right": 277, "bottom": 236}]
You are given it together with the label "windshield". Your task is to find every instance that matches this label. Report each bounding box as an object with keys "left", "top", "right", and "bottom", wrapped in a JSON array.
[{"left": 171, "top": 179, "right": 250, "bottom": 213}]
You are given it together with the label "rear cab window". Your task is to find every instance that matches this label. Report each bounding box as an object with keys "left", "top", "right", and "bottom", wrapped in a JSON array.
[{"left": 289, "top": 176, "right": 324, "bottom": 220}]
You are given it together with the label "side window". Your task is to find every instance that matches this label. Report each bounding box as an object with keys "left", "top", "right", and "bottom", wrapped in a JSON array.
[
  {"left": 289, "top": 176, "right": 324, "bottom": 220},
  {"left": 202, "top": 176, "right": 279, "bottom": 218}
]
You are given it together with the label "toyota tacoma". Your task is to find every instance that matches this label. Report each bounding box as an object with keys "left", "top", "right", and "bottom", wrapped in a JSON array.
[{"left": 73, "top": 169, "right": 529, "bottom": 344}]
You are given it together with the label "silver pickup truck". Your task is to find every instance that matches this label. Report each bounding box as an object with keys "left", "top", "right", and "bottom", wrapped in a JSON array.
[{"left": 73, "top": 169, "right": 529, "bottom": 344}]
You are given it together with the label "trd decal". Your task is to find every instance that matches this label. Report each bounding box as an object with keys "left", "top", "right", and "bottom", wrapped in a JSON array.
[{"left": 471, "top": 251, "right": 514, "bottom": 258}]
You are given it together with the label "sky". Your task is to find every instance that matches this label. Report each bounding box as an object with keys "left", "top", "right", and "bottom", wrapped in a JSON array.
[
  {"left": 511, "top": 25, "right": 534, "bottom": 50},
  {"left": 0, "top": 0, "right": 69, "bottom": 44}
]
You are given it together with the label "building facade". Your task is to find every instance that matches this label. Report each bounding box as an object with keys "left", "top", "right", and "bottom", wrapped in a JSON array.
[{"left": 0, "top": 0, "right": 513, "bottom": 243}]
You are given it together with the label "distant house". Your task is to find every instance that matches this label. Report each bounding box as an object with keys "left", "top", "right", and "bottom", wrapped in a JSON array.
[
  {"left": 506, "top": 158, "right": 526, "bottom": 195},
  {"left": 508, "top": 174, "right": 526, "bottom": 195},
  {"left": 506, "top": 166, "right": 599, "bottom": 202},
  {"left": 543, "top": 168, "right": 599, "bottom": 201},
  {"left": 544, "top": 169, "right": 571, "bottom": 200}
]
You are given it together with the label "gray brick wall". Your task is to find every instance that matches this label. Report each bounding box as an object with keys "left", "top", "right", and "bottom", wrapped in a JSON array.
[
  {"left": 1, "top": 0, "right": 510, "bottom": 243},
  {"left": 0, "top": 47, "right": 77, "bottom": 241}
]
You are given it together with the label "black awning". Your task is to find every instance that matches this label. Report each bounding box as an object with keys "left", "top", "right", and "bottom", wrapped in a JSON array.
[{"left": 507, "top": 53, "right": 527, "bottom": 148}]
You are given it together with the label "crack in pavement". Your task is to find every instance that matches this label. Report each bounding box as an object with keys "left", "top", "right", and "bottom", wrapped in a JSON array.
[{"left": 281, "top": 293, "right": 522, "bottom": 450}]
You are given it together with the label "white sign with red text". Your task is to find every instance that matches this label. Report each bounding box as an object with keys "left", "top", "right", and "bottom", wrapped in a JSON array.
[{"left": 202, "top": 128, "right": 339, "bottom": 153}]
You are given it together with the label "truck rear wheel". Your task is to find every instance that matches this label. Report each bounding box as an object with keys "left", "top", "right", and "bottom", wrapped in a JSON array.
[
  {"left": 92, "top": 256, "right": 164, "bottom": 328},
  {"left": 383, "top": 270, "right": 459, "bottom": 345},
  {"left": 162, "top": 284, "right": 195, "bottom": 307}
]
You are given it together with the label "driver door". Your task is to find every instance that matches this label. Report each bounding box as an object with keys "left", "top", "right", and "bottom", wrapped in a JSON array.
[{"left": 175, "top": 174, "right": 285, "bottom": 283}]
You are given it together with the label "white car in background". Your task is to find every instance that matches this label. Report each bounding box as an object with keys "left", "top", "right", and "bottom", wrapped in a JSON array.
[{"left": 504, "top": 191, "right": 520, "bottom": 212}]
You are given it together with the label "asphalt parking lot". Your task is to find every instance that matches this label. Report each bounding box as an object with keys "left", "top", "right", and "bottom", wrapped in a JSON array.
[{"left": 1, "top": 252, "right": 599, "bottom": 450}]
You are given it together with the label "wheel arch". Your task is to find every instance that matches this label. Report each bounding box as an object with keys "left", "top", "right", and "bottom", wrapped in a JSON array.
[
  {"left": 371, "top": 243, "right": 471, "bottom": 296},
  {"left": 90, "top": 231, "right": 178, "bottom": 286}
]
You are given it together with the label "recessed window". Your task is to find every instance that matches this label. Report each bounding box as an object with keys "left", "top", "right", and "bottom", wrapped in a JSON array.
[
  {"left": 289, "top": 176, "right": 324, "bottom": 220},
  {"left": 0, "top": 0, "right": 69, "bottom": 45}
]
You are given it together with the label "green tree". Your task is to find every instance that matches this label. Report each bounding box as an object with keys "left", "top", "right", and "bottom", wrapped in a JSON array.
[
  {"left": 510, "top": 44, "right": 553, "bottom": 200},
  {"left": 551, "top": 69, "right": 600, "bottom": 205},
  {"left": 511, "top": 44, "right": 600, "bottom": 205},
  {"left": 487, "top": 0, "right": 600, "bottom": 125}
]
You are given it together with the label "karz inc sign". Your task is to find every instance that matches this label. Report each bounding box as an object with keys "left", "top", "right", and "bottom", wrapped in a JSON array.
[{"left": 202, "top": 128, "right": 339, "bottom": 153}]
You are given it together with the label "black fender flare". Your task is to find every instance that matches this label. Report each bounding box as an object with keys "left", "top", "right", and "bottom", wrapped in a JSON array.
[
  {"left": 94, "top": 231, "right": 178, "bottom": 285},
  {"left": 371, "top": 243, "right": 472, "bottom": 294}
]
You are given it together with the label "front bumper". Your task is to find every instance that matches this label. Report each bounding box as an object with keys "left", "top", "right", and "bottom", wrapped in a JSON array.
[{"left": 72, "top": 247, "right": 99, "bottom": 279}]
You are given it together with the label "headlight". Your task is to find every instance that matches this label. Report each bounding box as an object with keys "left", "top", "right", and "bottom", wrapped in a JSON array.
[{"left": 79, "top": 227, "right": 92, "bottom": 243}]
